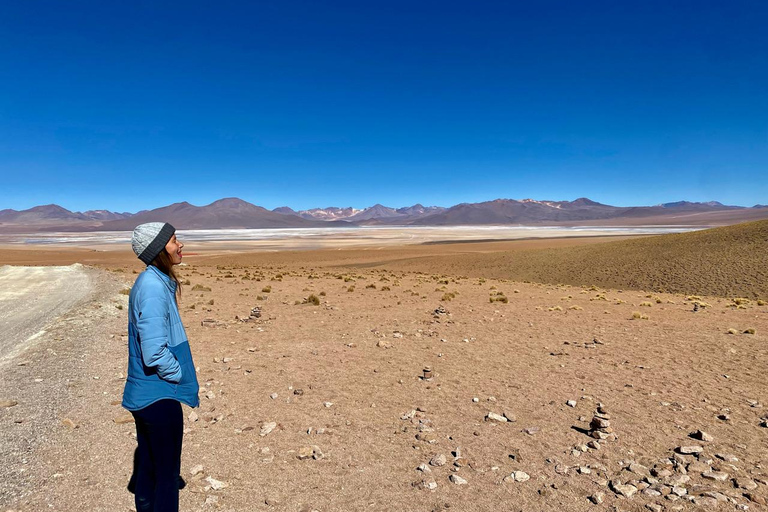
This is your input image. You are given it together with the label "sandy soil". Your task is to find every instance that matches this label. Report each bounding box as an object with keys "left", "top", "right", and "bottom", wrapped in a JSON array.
[{"left": 1, "top": 239, "right": 767, "bottom": 512}]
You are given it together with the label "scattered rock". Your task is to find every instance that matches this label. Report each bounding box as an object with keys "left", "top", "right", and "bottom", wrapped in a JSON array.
[
  {"left": 610, "top": 480, "right": 638, "bottom": 498},
  {"left": 676, "top": 445, "right": 703, "bottom": 455},
  {"left": 566, "top": 400, "right": 577, "bottom": 407},
  {"left": 188, "top": 411, "right": 199, "bottom": 422},
  {"left": 691, "top": 430, "right": 713, "bottom": 442},
  {"left": 512, "top": 471, "right": 530, "bottom": 482},
  {"left": 430, "top": 454, "right": 447, "bottom": 467},
  {"left": 449, "top": 474, "right": 467, "bottom": 485},
  {"left": 190, "top": 464, "right": 204, "bottom": 476},
  {"left": 260, "top": 422, "right": 277, "bottom": 437},
  {"left": 485, "top": 412, "right": 507, "bottom": 423},
  {"left": 701, "top": 470, "right": 729, "bottom": 481},
  {"left": 113, "top": 414, "right": 134, "bottom": 425},
  {"left": 589, "top": 492, "right": 604, "bottom": 504},
  {"left": 523, "top": 427, "right": 540, "bottom": 435},
  {"left": 205, "top": 476, "right": 228, "bottom": 490}
]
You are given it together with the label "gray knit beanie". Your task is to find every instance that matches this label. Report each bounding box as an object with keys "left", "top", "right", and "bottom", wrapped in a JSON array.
[{"left": 131, "top": 222, "right": 176, "bottom": 265}]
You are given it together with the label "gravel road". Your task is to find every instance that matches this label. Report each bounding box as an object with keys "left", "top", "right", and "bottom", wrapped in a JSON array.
[{"left": 0, "top": 264, "right": 94, "bottom": 364}]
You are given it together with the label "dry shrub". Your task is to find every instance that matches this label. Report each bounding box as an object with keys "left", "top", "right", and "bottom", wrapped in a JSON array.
[
  {"left": 640, "top": 301, "right": 652, "bottom": 307},
  {"left": 192, "top": 284, "right": 211, "bottom": 292},
  {"left": 303, "top": 294, "right": 320, "bottom": 306},
  {"left": 261, "top": 286, "right": 272, "bottom": 293},
  {"left": 631, "top": 311, "right": 642, "bottom": 319},
  {"left": 119, "top": 288, "right": 131, "bottom": 295},
  {"left": 727, "top": 328, "right": 739, "bottom": 334},
  {"left": 568, "top": 305, "right": 583, "bottom": 310},
  {"left": 744, "top": 328, "right": 756, "bottom": 334}
]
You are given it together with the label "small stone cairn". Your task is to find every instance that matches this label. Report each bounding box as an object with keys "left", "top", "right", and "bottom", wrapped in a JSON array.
[{"left": 588, "top": 403, "right": 615, "bottom": 441}]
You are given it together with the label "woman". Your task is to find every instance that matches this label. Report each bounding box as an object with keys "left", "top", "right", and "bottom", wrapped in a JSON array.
[{"left": 123, "top": 222, "right": 199, "bottom": 512}]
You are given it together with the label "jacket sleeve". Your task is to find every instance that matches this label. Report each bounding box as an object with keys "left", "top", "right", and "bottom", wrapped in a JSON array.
[{"left": 136, "top": 292, "right": 183, "bottom": 383}]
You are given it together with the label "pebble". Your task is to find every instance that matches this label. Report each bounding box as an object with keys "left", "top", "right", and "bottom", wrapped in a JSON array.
[
  {"left": 188, "top": 411, "right": 199, "bottom": 422},
  {"left": 485, "top": 412, "right": 507, "bottom": 423},
  {"left": 449, "top": 474, "right": 467, "bottom": 485},
  {"left": 260, "top": 421, "right": 277, "bottom": 437},
  {"left": 691, "top": 430, "right": 713, "bottom": 442},
  {"left": 676, "top": 445, "right": 703, "bottom": 455},
  {"left": 189, "top": 464, "right": 204, "bottom": 476},
  {"left": 270, "top": 393, "right": 278, "bottom": 399},
  {"left": 610, "top": 480, "right": 638, "bottom": 498},
  {"left": 735, "top": 478, "right": 758, "bottom": 490},
  {"left": 566, "top": 400, "right": 577, "bottom": 407},
  {"left": 589, "top": 492, "right": 604, "bottom": 504},
  {"left": 430, "top": 454, "right": 447, "bottom": 467},
  {"left": 205, "top": 476, "right": 228, "bottom": 490},
  {"left": 523, "top": 427, "right": 540, "bottom": 435},
  {"left": 417, "top": 463, "right": 431, "bottom": 473},
  {"left": 701, "top": 470, "right": 729, "bottom": 481},
  {"left": 512, "top": 471, "right": 530, "bottom": 482}
]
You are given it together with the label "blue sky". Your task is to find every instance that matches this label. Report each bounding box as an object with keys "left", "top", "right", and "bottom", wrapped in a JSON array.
[{"left": 1, "top": 1, "right": 766, "bottom": 212}]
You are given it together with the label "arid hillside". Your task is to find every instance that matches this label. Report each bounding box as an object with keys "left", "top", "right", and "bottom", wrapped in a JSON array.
[{"left": 364, "top": 220, "right": 768, "bottom": 299}]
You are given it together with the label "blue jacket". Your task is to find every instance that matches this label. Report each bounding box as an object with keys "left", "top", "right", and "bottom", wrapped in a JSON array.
[{"left": 122, "top": 265, "right": 200, "bottom": 411}]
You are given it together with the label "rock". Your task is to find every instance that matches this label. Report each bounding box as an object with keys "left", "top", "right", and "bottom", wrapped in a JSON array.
[
  {"left": 269, "top": 393, "right": 278, "bottom": 400},
  {"left": 645, "top": 504, "right": 662, "bottom": 512},
  {"left": 691, "top": 496, "right": 718, "bottom": 507},
  {"left": 293, "top": 389, "right": 304, "bottom": 396},
  {"left": 190, "top": 464, "right": 204, "bottom": 476},
  {"left": 297, "top": 446, "right": 315, "bottom": 460},
  {"left": 0, "top": 400, "right": 18, "bottom": 408},
  {"left": 205, "top": 476, "right": 228, "bottom": 490},
  {"left": 430, "top": 454, "right": 447, "bottom": 467},
  {"left": 671, "top": 485, "right": 687, "bottom": 497},
  {"left": 205, "top": 390, "right": 216, "bottom": 400},
  {"left": 735, "top": 478, "right": 758, "bottom": 490},
  {"left": 523, "top": 427, "right": 540, "bottom": 435},
  {"left": 417, "top": 463, "right": 431, "bottom": 473},
  {"left": 413, "top": 478, "right": 438, "bottom": 491},
  {"left": 590, "top": 417, "right": 611, "bottom": 429},
  {"left": 323, "top": 402, "right": 333, "bottom": 408},
  {"left": 204, "top": 495, "right": 218, "bottom": 506},
  {"left": 260, "top": 422, "right": 277, "bottom": 437},
  {"left": 311, "top": 445, "right": 324, "bottom": 460},
  {"left": 715, "top": 453, "right": 738, "bottom": 462},
  {"left": 691, "top": 430, "right": 713, "bottom": 442},
  {"left": 114, "top": 414, "right": 135, "bottom": 425},
  {"left": 587, "top": 440, "right": 600, "bottom": 450},
  {"left": 687, "top": 461, "right": 709, "bottom": 473},
  {"left": 472, "top": 397, "right": 479, "bottom": 402},
  {"left": 578, "top": 466, "right": 591, "bottom": 474},
  {"left": 502, "top": 411, "right": 517, "bottom": 422},
  {"left": 652, "top": 467, "right": 672, "bottom": 478},
  {"left": 746, "top": 493, "right": 767, "bottom": 505},
  {"left": 376, "top": 339, "right": 392, "bottom": 349},
  {"left": 512, "top": 471, "right": 530, "bottom": 482},
  {"left": 643, "top": 488, "right": 661, "bottom": 497},
  {"left": 589, "top": 492, "right": 604, "bottom": 504},
  {"left": 676, "top": 445, "right": 703, "bottom": 455},
  {"left": 610, "top": 480, "right": 638, "bottom": 498},
  {"left": 188, "top": 411, "right": 199, "bottom": 422},
  {"left": 566, "top": 400, "right": 577, "bottom": 407},
  {"left": 61, "top": 418, "right": 78, "bottom": 429},
  {"left": 449, "top": 474, "right": 467, "bottom": 485},
  {"left": 701, "top": 470, "right": 729, "bottom": 481},
  {"left": 628, "top": 462, "right": 650, "bottom": 477},
  {"left": 485, "top": 412, "right": 507, "bottom": 423}
]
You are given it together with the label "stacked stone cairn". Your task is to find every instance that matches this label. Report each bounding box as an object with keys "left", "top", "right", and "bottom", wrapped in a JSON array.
[{"left": 589, "top": 403, "right": 615, "bottom": 441}]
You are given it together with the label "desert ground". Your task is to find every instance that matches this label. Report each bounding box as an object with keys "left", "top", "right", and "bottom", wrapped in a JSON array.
[{"left": 1, "top": 224, "right": 767, "bottom": 512}]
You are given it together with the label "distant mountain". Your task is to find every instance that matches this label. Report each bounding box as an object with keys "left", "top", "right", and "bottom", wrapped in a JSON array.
[
  {"left": 98, "top": 197, "right": 328, "bottom": 230},
  {"left": 2, "top": 196, "right": 767, "bottom": 233}
]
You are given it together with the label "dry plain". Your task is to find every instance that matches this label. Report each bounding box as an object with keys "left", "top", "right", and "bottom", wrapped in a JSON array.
[{"left": 1, "top": 224, "right": 767, "bottom": 512}]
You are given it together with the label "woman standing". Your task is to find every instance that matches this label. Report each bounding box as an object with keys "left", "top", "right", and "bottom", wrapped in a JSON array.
[{"left": 123, "top": 222, "right": 199, "bottom": 512}]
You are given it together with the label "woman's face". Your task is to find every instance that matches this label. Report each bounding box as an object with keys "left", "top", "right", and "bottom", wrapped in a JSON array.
[{"left": 165, "top": 234, "right": 184, "bottom": 265}]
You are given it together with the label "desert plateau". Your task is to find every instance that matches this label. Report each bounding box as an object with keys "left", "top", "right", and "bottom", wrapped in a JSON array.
[{"left": 1, "top": 220, "right": 767, "bottom": 512}]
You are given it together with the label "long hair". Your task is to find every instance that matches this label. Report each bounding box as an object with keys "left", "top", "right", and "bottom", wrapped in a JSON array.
[{"left": 150, "top": 250, "right": 182, "bottom": 304}]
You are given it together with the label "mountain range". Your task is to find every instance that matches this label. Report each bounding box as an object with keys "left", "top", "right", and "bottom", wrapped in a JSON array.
[{"left": 1, "top": 197, "right": 767, "bottom": 233}]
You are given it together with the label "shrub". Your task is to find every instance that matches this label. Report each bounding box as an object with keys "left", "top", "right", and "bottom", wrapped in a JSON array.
[
  {"left": 192, "top": 284, "right": 211, "bottom": 292},
  {"left": 347, "top": 286, "right": 355, "bottom": 292},
  {"left": 441, "top": 292, "right": 456, "bottom": 302},
  {"left": 207, "top": 299, "right": 214, "bottom": 305},
  {"left": 381, "top": 286, "right": 391, "bottom": 291},
  {"left": 548, "top": 306, "right": 563, "bottom": 311},
  {"left": 744, "top": 328, "right": 756, "bottom": 334},
  {"left": 568, "top": 305, "right": 583, "bottom": 310},
  {"left": 366, "top": 284, "right": 377, "bottom": 289},
  {"left": 639, "top": 302, "right": 652, "bottom": 307},
  {"left": 632, "top": 311, "right": 642, "bottom": 319},
  {"left": 261, "top": 286, "right": 272, "bottom": 293},
  {"left": 119, "top": 288, "right": 131, "bottom": 295},
  {"left": 304, "top": 294, "right": 320, "bottom": 306},
  {"left": 319, "top": 291, "right": 326, "bottom": 296}
]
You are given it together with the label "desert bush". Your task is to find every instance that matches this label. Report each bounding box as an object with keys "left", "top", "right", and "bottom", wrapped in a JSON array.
[
  {"left": 119, "top": 288, "right": 131, "bottom": 295},
  {"left": 261, "top": 286, "right": 272, "bottom": 293},
  {"left": 758, "top": 299, "right": 766, "bottom": 306},
  {"left": 366, "top": 284, "right": 377, "bottom": 289},
  {"left": 381, "top": 286, "right": 391, "bottom": 291},
  {"left": 639, "top": 301, "right": 652, "bottom": 307},
  {"left": 548, "top": 305, "right": 563, "bottom": 311},
  {"left": 347, "top": 286, "right": 355, "bottom": 292},
  {"left": 303, "top": 294, "right": 320, "bottom": 306},
  {"left": 256, "top": 295, "right": 266, "bottom": 300},
  {"left": 441, "top": 292, "right": 456, "bottom": 302},
  {"left": 568, "top": 305, "right": 583, "bottom": 310},
  {"left": 319, "top": 291, "right": 326, "bottom": 296},
  {"left": 732, "top": 297, "right": 751, "bottom": 305},
  {"left": 631, "top": 311, "right": 642, "bottom": 319},
  {"left": 192, "top": 284, "right": 211, "bottom": 292},
  {"left": 744, "top": 328, "right": 756, "bottom": 334}
]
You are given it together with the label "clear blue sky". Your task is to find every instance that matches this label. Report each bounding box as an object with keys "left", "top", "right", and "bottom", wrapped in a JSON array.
[{"left": 1, "top": 1, "right": 766, "bottom": 212}]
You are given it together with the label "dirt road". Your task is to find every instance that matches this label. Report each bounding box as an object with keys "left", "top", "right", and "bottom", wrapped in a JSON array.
[{"left": 0, "top": 264, "right": 94, "bottom": 364}]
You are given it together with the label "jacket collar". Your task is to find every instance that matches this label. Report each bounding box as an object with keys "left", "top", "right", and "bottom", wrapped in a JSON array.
[{"left": 146, "top": 265, "right": 178, "bottom": 294}]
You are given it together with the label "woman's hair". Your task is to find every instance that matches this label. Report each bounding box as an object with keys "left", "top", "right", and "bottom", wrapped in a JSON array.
[{"left": 150, "top": 249, "right": 182, "bottom": 303}]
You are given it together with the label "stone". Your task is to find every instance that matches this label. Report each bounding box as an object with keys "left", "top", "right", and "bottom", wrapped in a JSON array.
[
  {"left": 297, "top": 446, "right": 314, "bottom": 460},
  {"left": 587, "top": 440, "right": 600, "bottom": 450},
  {"left": 566, "top": 400, "right": 577, "bottom": 407},
  {"left": 311, "top": 445, "right": 324, "bottom": 460},
  {"left": 589, "top": 492, "right": 604, "bottom": 504},
  {"left": 413, "top": 478, "right": 438, "bottom": 491},
  {"left": 628, "top": 462, "right": 650, "bottom": 477},
  {"left": 578, "top": 466, "right": 591, "bottom": 474},
  {"left": 746, "top": 493, "right": 767, "bottom": 505},
  {"left": 715, "top": 453, "right": 738, "bottom": 462},
  {"left": 691, "top": 430, "right": 713, "bottom": 442},
  {"left": 188, "top": 411, "right": 199, "bottom": 422},
  {"left": 430, "top": 454, "right": 447, "bottom": 467},
  {"left": 643, "top": 488, "right": 662, "bottom": 497},
  {"left": 590, "top": 417, "right": 611, "bottom": 429},
  {"left": 260, "top": 422, "right": 277, "bottom": 437},
  {"left": 645, "top": 504, "right": 662, "bottom": 512},
  {"left": 417, "top": 463, "right": 431, "bottom": 473},
  {"left": 610, "top": 480, "right": 638, "bottom": 498},
  {"left": 61, "top": 418, "right": 78, "bottom": 429},
  {"left": 523, "top": 427, "right": 540, "bottom": 435},
  {"left": 671, "top": 485, "right": 687, "bottom": 497},
  {"left": 190, "top": 464, "right": 204, "bottom": 476},
  {"left": 687, "top": 461, "right": 709, "bottom": 473},
  {"left": 0, "top": 400, "right": 18, "bottom": 408},
  {"left": 652, "top": 467, "right": 672, "bottom": 478},
  {"left": 502, "top": 411, "right": 517, "bottom": 422},
  {"left": 114, "top": 414, "right": 135, "bottom": 425},
  {"left": 513, "top": 471, "right": 530, "bottom": 482},
  {"left": 205, "top": 476, "right": 228, "bottom": 490},
  {"left": 676, "top": 445, "right": 703, "bottom": 455},
  {"left": 701, "top": 470, "right": 729, "bottom": 481},
  {"left": 735, "top": 478, "right": 758, "bottom": 490},
  {"left": 485, "top": 412, "right": 507, "bottom": 423},
  {"left": 449, "top": 474, "right": 467, "bottom": 485}
]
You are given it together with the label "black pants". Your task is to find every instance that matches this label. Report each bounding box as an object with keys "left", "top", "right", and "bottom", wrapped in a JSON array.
[{"left": 130, "top": 399, "right": 183, "bottom": 512}]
